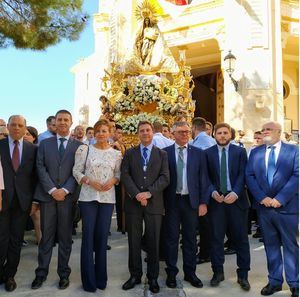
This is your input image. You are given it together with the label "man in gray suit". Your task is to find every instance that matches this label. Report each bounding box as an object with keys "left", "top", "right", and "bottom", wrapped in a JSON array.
[
  {"left": 121, "top": 121, "right": 170, "bottom": 294},
  {"left": 31, "top": 110, "right": 81, "bottom": 290}
]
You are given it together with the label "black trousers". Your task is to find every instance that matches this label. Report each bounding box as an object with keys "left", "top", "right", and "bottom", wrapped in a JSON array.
[
  {"left": 198, "top": 214, "right": 211, "bottom": 259},
  {"left": 0, "top": 195, "right": 29, "bottom": 278},
  {"left": 35, "top": 197, "right": 73, "bottom": 279},
  {"left": 126, "top": 211, "right": 162, "bottom": 280},
  {"left": 115, "top": 183, "right": 124, "bottom": 231}
]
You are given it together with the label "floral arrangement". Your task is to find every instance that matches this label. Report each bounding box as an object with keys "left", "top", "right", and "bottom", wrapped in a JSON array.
[
  {"left": 132, "top": 77, "right": 160, "bottom": 104},
  {"left": 163, "top": 85, "right": 178, "bottom": 98},
  {"left": 114, "top": 95, "right": 135, "bottom": 112},
  {"left": 115, "top": 112, "right": 165, "bottom": 134},
  {"left": 157, "top": 96, "right": 173, "bottom": 112}
]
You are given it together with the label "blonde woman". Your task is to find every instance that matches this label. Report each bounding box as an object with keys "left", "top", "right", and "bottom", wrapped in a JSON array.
[{"left": 73, "top": 119, "right": 122, "bottom": 292}]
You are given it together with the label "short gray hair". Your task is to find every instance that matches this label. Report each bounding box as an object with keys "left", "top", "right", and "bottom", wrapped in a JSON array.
[
  {"left": 8, "top": 115, "right": 26, "bottom": 126},
  {"left": 172, "top": 121, "right": 190, "bottom": 131}
]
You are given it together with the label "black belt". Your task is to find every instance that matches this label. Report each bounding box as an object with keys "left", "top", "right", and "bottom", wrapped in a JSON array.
[{"left": 176, "top": 194, "right": 189, "bottom": 198}]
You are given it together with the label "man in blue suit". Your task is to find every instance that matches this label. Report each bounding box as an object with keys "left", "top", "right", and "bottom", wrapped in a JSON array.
[
  {"left": 246, "top": 121, "right": 299, "bottom": 297},
  {"left": 164, "top": 121, "right": 209, "bottom": 289},
  {"left": 205, "top": 123, "right": 250, "bottom": 291},
  {"left": 31, "top": 110, "right": 82, "bottom": 290}
]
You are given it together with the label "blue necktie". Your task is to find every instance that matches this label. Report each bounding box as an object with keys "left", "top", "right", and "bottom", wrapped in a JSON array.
[
  {"left": 267, "top": 146, "right": 276, "bottom": 186},
  {"left": 142, "top": 147, "right": 148, "bottom": 171},
  {"left": 59, "top": 137, "right": 66, "bottom": 159}
]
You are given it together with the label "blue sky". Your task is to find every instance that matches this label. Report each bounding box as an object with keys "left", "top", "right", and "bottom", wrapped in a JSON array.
[{"left": 0, "top": 1, "right": 98, "bottom": 134}]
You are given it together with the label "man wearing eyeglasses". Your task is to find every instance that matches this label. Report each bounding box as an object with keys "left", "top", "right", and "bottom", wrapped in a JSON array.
[
  {"left": 246, "top": 121, "right": 299, "bottom": 297},
  {"left": 163, "top": 121, "right": 209, "bottom": 289}
]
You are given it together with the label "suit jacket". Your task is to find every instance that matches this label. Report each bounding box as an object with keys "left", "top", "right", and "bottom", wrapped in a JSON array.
[
  {"left": 0, "top": 138, "right": 37, "bottom": 211},
  {"left": 246, "top": 142, "right": 299, "bottom": 214},
  {"left": 121, "top": 145, "right": 170, "bottom": 215},
  {"left": 164, "top": 144, "right": 209, "bottom": 210},
  {"left": 34, "top": 136, "right": 81, "bottom": 202},
  {"left": 205, "top": 144, "right": 249, "bottom": 210}
]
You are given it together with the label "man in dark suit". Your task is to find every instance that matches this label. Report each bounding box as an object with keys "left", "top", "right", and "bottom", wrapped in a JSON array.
[
  {"left": 31, "top": 110, "right": 81, "bottom": 290},
  {"left": 205, "top": 123, "right": 250, "bottom": 291},
  {"left": 164, "top": 121, "right": 208, "bottom": 289},
  {"left": 121, "top": 121, "right": 169, "bottom": 294},
  {"left": 246, "top": 121, "right": 299, "bottom": 297},
  {"left": 0, "top": 115, "right": 37, "bottom": 292}
]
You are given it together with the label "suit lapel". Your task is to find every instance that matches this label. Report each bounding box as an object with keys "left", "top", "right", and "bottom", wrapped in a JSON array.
[
  {"left": 228, "top": 145, "right": 234, "bottom": 184},
  {"left": 135, "top": 145, "right": 144, "bottom": 173},
  {"left": 213, "top": 145, "right": 220, "bottom": 183},
  {"left": 169, "top": 144, "right": 177, "bottom": 179},
  {"left": 273, "top": 143, "right": 286, "bottom": 180},
  {"left": 186, "top": 145, "right": 192, "bottom": 183},
  {"left": 3, "top": 138, "right": 14, "bottom": 171},
  {"left": 60, "top": 137, "right": 74, "bottom": 163},
  {"left": 18, "top": 140, "right": 28, "bottom": 170},
  {"left": 258, "top": 146, "right": 268, "bottom": 187},
  {"left": 147, "top": 146, "right": 156, "bottom": 171}
]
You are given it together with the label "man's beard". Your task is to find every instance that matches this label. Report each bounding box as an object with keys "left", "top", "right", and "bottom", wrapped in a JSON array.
[
  {"left": 263, "top": 136, "right": 272, "bottom": 144},
  {"left": 216, "top": 139, "right": 231, "bottom": 146}
]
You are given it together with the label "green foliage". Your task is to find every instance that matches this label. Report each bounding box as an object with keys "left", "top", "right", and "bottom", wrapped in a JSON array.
[{"left": 0, "top": 0, "right": 88, "bottom": 50}]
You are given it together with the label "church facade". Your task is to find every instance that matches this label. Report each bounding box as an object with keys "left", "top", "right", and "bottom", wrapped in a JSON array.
[{"left": 71, "top": 0, "right": 299, "bottom": 142}]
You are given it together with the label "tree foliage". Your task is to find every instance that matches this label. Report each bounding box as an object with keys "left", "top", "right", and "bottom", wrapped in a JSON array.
[{"left": 0, "top": 0, "right": 88, "bottom": 50}]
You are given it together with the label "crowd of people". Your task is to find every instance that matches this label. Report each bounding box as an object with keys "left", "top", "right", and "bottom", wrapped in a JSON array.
[{"left": 0, "top": 111, "right": 298, "bottom": 297}]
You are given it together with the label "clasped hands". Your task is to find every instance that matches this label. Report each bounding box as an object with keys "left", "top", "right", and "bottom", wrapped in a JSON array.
[
  {"left": 90, "top": 179, "right": 115, "bottom": 192},
  {"left": 260, "top": 197, "right": 281, "bottom": 208},
  {"left": 136, "top": 192, "right": 152, "bottom": 207},
  {"left": 212, "top": 191, "right": 238, "bottom": 204},
  {"left": 51, "top": 189, "right": 67, "bottom": 201}
]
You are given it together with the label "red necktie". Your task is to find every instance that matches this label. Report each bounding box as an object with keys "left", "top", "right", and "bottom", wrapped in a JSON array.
[{"left": 12, "top": 140, "right": 20, "bottom": 171}]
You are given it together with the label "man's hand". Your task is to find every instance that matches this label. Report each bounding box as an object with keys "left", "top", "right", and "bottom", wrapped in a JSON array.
[
  {"left": 140, "top": 199, "right": 148, "bottom": 207},
  {"left": 52, "top": 189, "right": 67, "bottom": 201},
  {"left": 260, "top": 197, "right": 273, "bottom": 207},
  {"left": 271, "top": 198, "right": 281, "bottom": 208},
  {"left": 198, "top": 204, "right": 207, "bottom": 216},
  {"left": 224, "top": 192, "right": 238, "bottom": 204},
  {"left": 212, "top": 191, "right": 224, "bottom": 203},
  {"left": 30, "top": 203, "right": 40, "bottom": 216},
  {"left": 136, "top": 192, "right": 151, "bottom": 201}
]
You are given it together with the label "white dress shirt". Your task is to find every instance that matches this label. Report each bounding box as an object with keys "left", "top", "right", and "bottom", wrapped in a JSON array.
[
  {"left": 265, "top": 140, "right": 281, "bottom": 170},
  {"left": 56, "top": 134, "right": 70, "bottom": 149},
  {"left": 152, "top": 133, "right": 174, "bottom": 149},
  {"left": 8, "top": 136, "right": 23, "bottom": 163},
  {"left": 175, "top": 143, "right": 189, "bottom": 195}
]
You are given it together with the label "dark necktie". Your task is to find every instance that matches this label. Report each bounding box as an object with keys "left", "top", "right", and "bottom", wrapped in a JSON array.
[
  {"left": 220, "top": 147, "right": 227, "bottom": 194},
  {"left": 176, "top": 147, "right": 184, "bottom": 193},
  {"left": 12, "top": 140, "right": 20, "bottom": 172},
  {"left": 267, "top": 146, "right": 276, "bottom": 186},
  {"left": 142, "top": 147, "right": 148, "bottom": 171},
  {"left": 59, "top": 138, "right": 67, "bottom": 159}
]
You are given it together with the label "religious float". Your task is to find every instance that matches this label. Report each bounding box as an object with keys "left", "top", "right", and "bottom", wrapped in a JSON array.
[{"left": 101, "top": 0, "right": 195, "bottom": 146}]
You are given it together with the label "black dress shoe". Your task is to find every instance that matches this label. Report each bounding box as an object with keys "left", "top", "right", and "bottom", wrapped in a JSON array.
[
  {"left": 122, "top": 276, "right": 141, "bottom": 290},
  {"left": 5, "top": 278, "right": 17, "bottom": 292},
  {"left": 252, "top": 231, "right": 262, "bottom": 238},
  {"left": 261, "top": 283, "right": 282, "bottom": 295},
  {"left": 166, "top": 275, "right": 177, "bottom": 288},
  {"left": 107, "top": 245, "right": 111, "bottom": 250},
  {"left": 31, "top": 276, "right": 46, "bottom": 289},
  {"left": 210, "top": 273, "right": 225, "bottom": 287},
  {"left": 196, "top": 255, "right": 210, "bottom": 265},
  {"left": 291, "top": 287, "right": 299, "bottom": 297},
  {"left": 148, "top": 279, "right": 160, "bottom": 293},
  {"left": 224, "top": 248, "right": 236, "bottom": 255},
  {"left": 58, "top": 278, "right": 69, "bottom": 290},
  {"left": 0, "top": 275, "right": 6, "bottom": 285},
  {"left": 184, "top": 274, "right": 203, "bottom": 288},
  {"left": 238, "top": 278, "right": 251, "bottom": 291}
]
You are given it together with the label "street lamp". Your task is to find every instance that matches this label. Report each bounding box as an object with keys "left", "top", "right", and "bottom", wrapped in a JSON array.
[{"left": 224, "top": 50, "right": 239, "bottom": 91}]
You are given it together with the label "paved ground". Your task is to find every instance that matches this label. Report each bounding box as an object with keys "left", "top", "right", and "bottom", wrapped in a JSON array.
[{"left": 0, "top": 215, "right": 293, "bottom": 297}]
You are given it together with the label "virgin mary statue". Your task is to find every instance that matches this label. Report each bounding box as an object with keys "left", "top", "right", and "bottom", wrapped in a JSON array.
[{"left": 125, "top": 0, "right": 178, "bottom": 74}]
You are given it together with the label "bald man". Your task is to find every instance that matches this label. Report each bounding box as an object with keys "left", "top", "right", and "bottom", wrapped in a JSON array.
[
  {"left": 0, "top": 115, "right": 37, "bottom": 292},
  {"left": 246, "top": 122, "right": 299, "bottom": 297}
]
